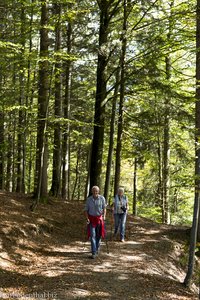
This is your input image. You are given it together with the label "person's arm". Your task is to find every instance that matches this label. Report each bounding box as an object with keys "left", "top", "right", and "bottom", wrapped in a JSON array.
[{"left": 85, "top": 211, "right": 90, "bottom": 223}]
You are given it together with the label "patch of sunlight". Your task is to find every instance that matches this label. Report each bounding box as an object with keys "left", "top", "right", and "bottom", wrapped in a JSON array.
[
  {"left": 144, "top": 229, "right": 161, "bottom": 235},
  {"left": 9, "top": 212, "right": 22, "bottom": 216},
  {"left": 119, "top": 254, "right": 144, "bottom": 262},
  {"left": 125, "top": 241, "right": 143, "bottom": 245},
  {"left": 118, "top": 274, "right": 129, "bottom": 280},
  {"left": 1, "top": 226, "right": 12, "bottom": 234},
  {"left": 40, "top": 269, "right": 67, "bottom": 277},
  {"left": 94, "top": 291, "right": 110, "bottom": 297},
  {"left": 141, "top": 260, "right": 187, "bottom": 283},
  {"left": 49, "top": 244, "right": 85, "bottom": 253},
  {"left": 10, "top": 199, "right": 24, "bottom": 207},
  {"left": 93, "top": 261, "right": 113, "bottom": 272},
  {"left": 70, "top": 288, "right": 91, "bottom": 297},
  {"left": 101, "top": 261, "right": 113, "bottom": 267},
  {"left": 0, "top": 252, "right": 14, "bottom": 268}
]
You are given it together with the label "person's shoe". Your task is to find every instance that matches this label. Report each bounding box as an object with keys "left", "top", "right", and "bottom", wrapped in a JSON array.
[
  {"left": 91, "top": 254, "right": 96, "bottom": 259},
  {"left": 120, "top": 239, "right": 125, "bottom": 242}
]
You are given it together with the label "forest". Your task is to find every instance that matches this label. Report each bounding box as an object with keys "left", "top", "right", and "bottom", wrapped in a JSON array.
[
  {"left": 1, "top": 0, "right": 200, "bottom": 297},
  {"left": 0, "top": 0, "right": 196, "bottom": 225}
]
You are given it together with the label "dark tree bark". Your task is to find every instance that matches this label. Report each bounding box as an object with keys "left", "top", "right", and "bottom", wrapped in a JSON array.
[
  {"left": 0, "top": 111, "right": 4, "bottom": 190},
  {"left": 162, "top": 0, "right": 174, "bottom": 224},
  {"left": 133, "top": 158, "right": 137, "bottom": 216},
  {"left": 104, "top": 69, "right": 120, "bottom": 203},
  {"left": 84, "top": 145, "right": 92, "bottom": 200},
  {"left": 33, "top": 0, "right": 49, "bottom": 202},
  {"left": 184, "top": 0, "right": 200, "bottom": 287},
  {"left": 16, "top": 3, "right": 26, "bottom": 193},
  {"left": 114, "top": 0, "right": 127, "bottom": 195},
  {"left": 0, "top": 13, "right": 5, "bottom": 190},
  {"left": 71, "top": 148, "right": 80, "bottom": 201},
  {"left": 62, "top": 19, "right": 72, "bottom": 200},
  {"left": 162, "top": 55, "right": 171, "bottom": 224},
  {"left": 156, "top": 125, "right": 163, "bottom": 208},
  {"left": 26, "top": 0, "right": 35, "bottom": 194},
  {"left": 6, "top": 132, "right": 13, "bottom": 192},
  {"left": 0, "top": 66, "right": 4, "bottom": 189},
  {"left": 50, "top": 3, "right": 62, "bottom": 197},
  {"left": 89, "top": 1, "right": 110, "bottom": 191}
]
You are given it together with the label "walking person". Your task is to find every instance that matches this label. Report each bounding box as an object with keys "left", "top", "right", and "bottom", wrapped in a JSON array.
[
  {"left": 113, "top": 187, "right": 128, "bottom": 242},
  {"left": 85, "top": 186, "right": 107, "bottom": 259}
]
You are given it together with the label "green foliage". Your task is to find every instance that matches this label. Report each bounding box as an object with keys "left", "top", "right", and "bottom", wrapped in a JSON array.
[{"left": 0, "top": 0, "right": 196, "bottom": 223}]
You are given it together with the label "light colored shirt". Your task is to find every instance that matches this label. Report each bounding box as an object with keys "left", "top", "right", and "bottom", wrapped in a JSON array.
[
  {"left": 85, "top": 195, "right": 106, "bottom": 217},
  {"left": 113, "top": 194, "right": 128, "bottom": 214}
]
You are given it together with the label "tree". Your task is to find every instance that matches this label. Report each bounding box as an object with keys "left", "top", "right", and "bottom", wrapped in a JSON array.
[
  {"left": 114, "top": 0, "right": 128, "bottom": 195},
  {"left": 184, "top": 0, "right": 200, "bottom": 287},
  {"left": 89, "top": 0, "right": 121, "bottom": 191},
  {"left": 16, "top": 1, "right": 26, "bottom": 193},
  {"left": 62, "top": 14, "right": 72, "bottom": 200},
  {"left": 34, "top": 0, "right": 49, "bottom": 201},
  {"left": 50, "top": 3, "right": 62, "bottom": 197},
  {"left": 104, "top": 69, "right": 120, "bottom": 202}
]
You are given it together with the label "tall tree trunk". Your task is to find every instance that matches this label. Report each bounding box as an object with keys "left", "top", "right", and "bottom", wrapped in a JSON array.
[
  {"left": 16, "top": 3, "right": 26, "bottom": 193},
  {"left": 184, "top": 0, "right": 200, "bottom": 287},
  {"left": 162, "top": 0, "right": 174, "bottom": 224},
  {"left": 6, "top": 130, "right": 13, "bottom": 192},
  {"left": 12, "top": 117, "right": 17, "bottom": 192},
  {"left": 0, "top": 112, "right": 4, "bottom": 190},
  {"left": 0, "top": 75, "right": 4, "bottom": 190},
  {"left": 89, "top": 0, "right": 110, "bottom": 191},
  {"left": 0, "top": 0, "right": 5, "bottom": 190},
  {"left": 133, "top": 158, "right": 137, "bottom": 216},
  {"left": 34, "top": 0, "right": 49, "bottom": 201},
  {"left": 23, "top": 0, "right": 36, "bottom": 193},
  {"left": 50, "top": 3, "right": 62, "bottom": 197},
  {"left": 26, "top": 0, "right": 35, "bottom": 194},
  {"left": 104, "top": 69, "right": 120, "bottom": 202},
  {"left": 156, "top": 126, "right": 163, "bottom": 208},
  {"left": 62, "top": 19, "right": 72, "bottom": 200},
  {"left": 114, "top": 0, "right": 127, "bottom": 195},
  {"left": 84, "top": 145, "right": 91, "bottom": 200},
  {"left": 72, "top": 149, "right": 80, "bottom": 201},
  {"left": 162, "top": 56, "right": 171, "bottom": 224}
]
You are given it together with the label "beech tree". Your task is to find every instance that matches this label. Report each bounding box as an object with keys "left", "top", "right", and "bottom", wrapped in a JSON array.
[
  {"left": 89, "top": 0, "right": 121, "bottom": 191},
  {"left": 184, "top": 0, "right": 200, "bottom": 287},
  {"left": 50, "top": 3, "right": 62, "bottom": 197},
  {"left": 34, "top": 0, "right": 49, "bottom": 201}
]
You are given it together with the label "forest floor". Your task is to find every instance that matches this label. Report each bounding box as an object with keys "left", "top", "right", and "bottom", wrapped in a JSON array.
[{"left": 0, "top": 191, "right": 199, "bottom": 300}]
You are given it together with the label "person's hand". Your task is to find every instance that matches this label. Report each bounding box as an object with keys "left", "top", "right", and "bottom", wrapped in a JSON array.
[{"left": 87, "top": 218, "right": 90, "bottom": 224}]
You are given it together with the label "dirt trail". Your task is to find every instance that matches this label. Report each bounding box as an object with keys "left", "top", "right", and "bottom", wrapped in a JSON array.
[{"left": 0, "top": 191, "right": 198, "bottom": 299}]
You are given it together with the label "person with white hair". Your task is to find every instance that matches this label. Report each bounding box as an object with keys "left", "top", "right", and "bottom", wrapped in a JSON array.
[
  {"left": 112, "top": 187, "right": 128, "bottom": 242},
  {"left": 84, "top": 186, "right": 107, "bottom": 259}
]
